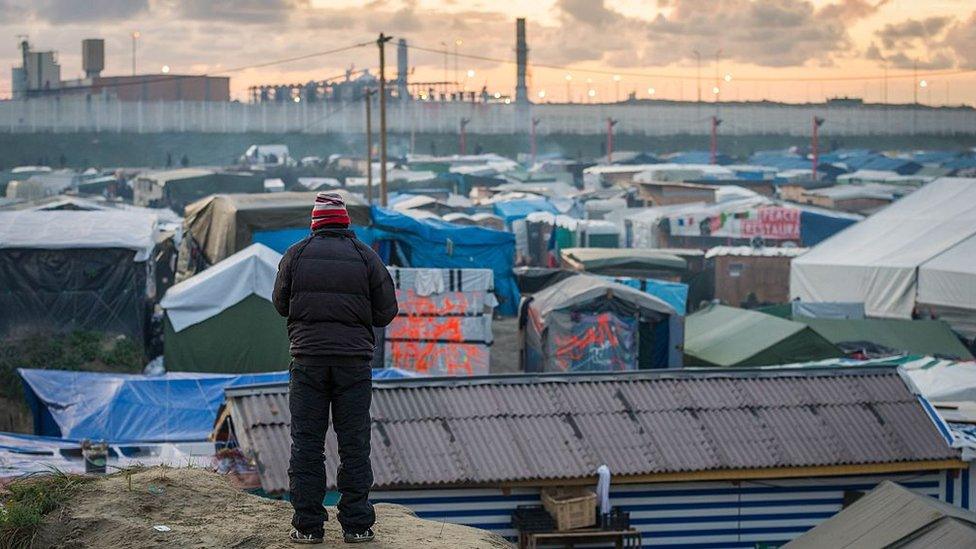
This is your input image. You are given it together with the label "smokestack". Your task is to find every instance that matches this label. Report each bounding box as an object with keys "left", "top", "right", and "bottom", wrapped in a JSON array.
[
  {"left": 82, "top": 38, "right": 104, "bottom": 79},
  {"left": 396, "top": 38, "right": 408, "bottom": 100},
  {"left": 515, "top": 18, "right": 528, "bottom": 104}
]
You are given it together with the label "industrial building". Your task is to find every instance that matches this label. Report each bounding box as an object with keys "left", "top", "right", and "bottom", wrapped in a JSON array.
[{"left": 11, "top": 38, "right": 229, "bottom": 102}]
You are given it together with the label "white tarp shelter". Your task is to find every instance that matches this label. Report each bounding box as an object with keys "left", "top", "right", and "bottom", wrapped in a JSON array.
[
  {"left": 791, "top": 177, "right": 976, "bottom": 336},
  {"left": 161, "top": 243, "right": 281, "bottom": 332},
  {"left": 0, "top": 210, "right": 157, "bottom": 261}
]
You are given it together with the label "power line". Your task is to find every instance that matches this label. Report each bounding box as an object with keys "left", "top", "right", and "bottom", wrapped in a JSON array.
[{"left": 405, "top": 43, "right": 976, "bottom": 83}]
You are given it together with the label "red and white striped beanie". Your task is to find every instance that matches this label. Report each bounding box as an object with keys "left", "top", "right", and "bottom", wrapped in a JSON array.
[{"left": 310, "top": 191, "right": 350, "bottom": 230}]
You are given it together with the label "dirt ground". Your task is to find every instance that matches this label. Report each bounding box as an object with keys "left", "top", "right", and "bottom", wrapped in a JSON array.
[{"left": 35, "top": 467, "right": 512, "bottom": 549}]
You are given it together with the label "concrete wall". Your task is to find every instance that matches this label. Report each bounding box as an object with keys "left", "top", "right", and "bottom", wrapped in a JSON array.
[{"left": 1, "top": 97, "right": 974, "bottom": 136}]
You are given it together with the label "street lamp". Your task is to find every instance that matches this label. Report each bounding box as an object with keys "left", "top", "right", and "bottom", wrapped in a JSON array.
[
  {"left": 724, "top": 73, "right": 732, "bottom": 83},
  {"left": 467, "top": 69, "right": 475, "bottom": 78},
  {"left": 538, "top": 89, "right": 546, "bottom": 99},
  {"left": 161, "top": 65, "right": 170, "bottom": 74},
  {"left": 131, "top": 31, "right": 140, "bottom": 76},
  {"left": 647, "top": 87, "right": 656, "bottom": 96}
]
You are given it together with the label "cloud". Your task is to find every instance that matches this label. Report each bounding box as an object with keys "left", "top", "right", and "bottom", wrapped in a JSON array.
[
  {"left": 176, "top": 0, "right": 305, "bottom": 25},
  {"left": 877, "top": 16, "right": 954, "bottom": 49},
  {"left": 558, "top": 0, "right": 622, "bottom": 26},
  {"left": 867, "top": 12, "right": 974, "bottom": 70},
  {"left": 943, "top": 12, "right": 976, "bottom": 68},
  {"left": 638, "top": 0, "right": 886, "bottom": 68},
  {"left": 16, "top": 0, "right": 150, "bottom": 23}
]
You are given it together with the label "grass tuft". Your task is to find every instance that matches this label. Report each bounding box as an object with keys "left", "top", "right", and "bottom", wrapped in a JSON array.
[{"left": 0, "top": 470, "right": 95, "bottom": 549}]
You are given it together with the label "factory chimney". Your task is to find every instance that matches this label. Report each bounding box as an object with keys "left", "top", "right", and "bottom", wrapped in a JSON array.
[
  {"left": 396, "top": 38, "right": 409, "bottom": 100},
  {"left": 515, "top": 18, "right": 528, "bottom": 104},
  {"left": 82, "top": 39, "right": 104, "bottom": 79}
]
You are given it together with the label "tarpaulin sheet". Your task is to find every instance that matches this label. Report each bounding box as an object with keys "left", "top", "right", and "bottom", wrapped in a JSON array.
[
  {"left": 600, "top": 276, "right": 689, "bottom": 315},
  {"left": 161, "top": 243, "right": 281, "bottom": 332},
  {"left": 0, "top": 248, "right": 149, "bottom": 341},
  {"left": 370, "top": 206, "right": 520, "bottom": 315},
  {"left": 492, "top": 199, "right": 559, "bottom": 225},
  {"left": 0, "top": 210, "right": 157, "bottom": 261},
  {"left": 548, "top": 311, "right": 638, "bottom": 372},
  {"left": 384, "top": 341, "right": 490, "bottom": 375},
  {"left": 20, "top": 367, "right": 419, "bottom": 442}
]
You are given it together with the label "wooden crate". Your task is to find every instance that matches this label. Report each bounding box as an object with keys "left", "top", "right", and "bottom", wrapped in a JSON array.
[{"left": 541, "top": 487, "right": 597, "bottom": 531}]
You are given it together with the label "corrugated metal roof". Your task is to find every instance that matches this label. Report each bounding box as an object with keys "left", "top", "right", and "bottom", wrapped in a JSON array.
[{"left": 219, "top": 367, "right": 958, "bottom": 495}]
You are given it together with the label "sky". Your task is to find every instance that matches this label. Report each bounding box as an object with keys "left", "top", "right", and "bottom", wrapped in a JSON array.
[{"left": 2, "top": 0, "right": 976, "bottom": 105}]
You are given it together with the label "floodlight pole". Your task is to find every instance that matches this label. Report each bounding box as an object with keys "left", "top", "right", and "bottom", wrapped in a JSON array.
[{"left": 812, "top": 116, "right": 825, "bottom": 182}]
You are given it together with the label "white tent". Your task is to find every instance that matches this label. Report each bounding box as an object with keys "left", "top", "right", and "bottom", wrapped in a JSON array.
[
  {"left": 160, "top": 243, "right": 281, "bottom": 331},
  {"left": 791, "top": 177, "right": 976, "bottom": 336}
]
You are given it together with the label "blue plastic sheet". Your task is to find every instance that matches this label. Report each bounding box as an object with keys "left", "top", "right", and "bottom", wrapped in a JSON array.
[
  {"left": 20, "top": 367, "right": 421, "bottom": 443},
  {"left": 600, "top": 276, "right": 689, "bottom": 316},
  {"left": 492, "top": 199, "right": 558, "bottom": 226},
  {"left": 369, "top": 206, "right": 521, "bottom": 315}
]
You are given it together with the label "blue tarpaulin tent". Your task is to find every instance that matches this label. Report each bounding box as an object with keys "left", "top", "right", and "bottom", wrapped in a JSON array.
[
  {"left": 492, "top": 198, "right": 559, "bottom": 226},
  {"left": 19, "top": 367, "right": 420, "bottom": 442},
  {"left": 600, "top": 276, "right": 689, "bottom": 315},
  {"left": 370, "top": 206, "right": 521, "bottom": 315}
]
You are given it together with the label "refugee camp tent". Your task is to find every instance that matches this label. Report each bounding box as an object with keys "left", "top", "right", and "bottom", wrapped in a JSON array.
[
  {"left": 791, "top": 177, "right": 976, "bottom": 338},
  {"left": 160, "top": 244, "right": 289, "bottom": 373},
  {"left": 523, "top": 274, "right": 683, "bottom": 371},
  {"left": 917, "top": 232, "right": 976, "bottom": 340},
  {"left": 0, "top": 210, "right": 157, "bottom": 342},
  {"left": 20, "top": 367, "right": 418, "bottom": 442},
  {"left": 133, "top": 169, "right": 265, "bottom": 212},
  {"left": 368, "top": 206, "right": 520, "bottom": 316},
  {"left": 684, "top": 304, "right": 842, "bottom": 367},
  {"left": 799, "top": 318, "right": 973, "bottom": 360},
  {"left": 178, "top": 191, "right": 368, "bottom": 280},
  {"left": 560, "top": 247, "right": 686, "bottom": 279}
]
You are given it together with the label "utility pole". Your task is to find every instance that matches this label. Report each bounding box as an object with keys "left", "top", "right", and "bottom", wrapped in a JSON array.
[
  {"left": 377, "top": 33, "right": 392, "bottom": 207},
  {"left": 459, "top": 117, "right": 470, "bottom": 155},
  {"left": 530, "top": 117, "right": 541, "bottom": 166},
  {"left": 606, "top": 117, "right": 618, "bottom": 164},
  {"left": 710, "top": 116, "right": 722, "bottom": 165},
  {"left": 812, "top": 116, "right": 825, "bottom": 182},
  {"left": 364, "top": 88, "right": 375, "bottom": 205}
]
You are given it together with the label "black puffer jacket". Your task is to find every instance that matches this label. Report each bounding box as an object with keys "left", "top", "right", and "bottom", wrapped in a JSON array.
[{"left": 272, "top": 228, "right": 398, "bottom": 363}]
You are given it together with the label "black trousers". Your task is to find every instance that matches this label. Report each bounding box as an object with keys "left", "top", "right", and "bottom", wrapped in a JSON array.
[{"left": 288, "top": 359, "right": 374, "bottom": 536}]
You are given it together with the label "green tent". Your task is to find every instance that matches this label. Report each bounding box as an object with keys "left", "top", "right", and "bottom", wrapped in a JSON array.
[
  {"left": 161, "top": 243, "right": 289, "bottom": 373},
  {"left": 685, "top": 304, "right": 843, "bottom": 367},
  {"left": 799, "top": 318, "right": 973, "bottom": 360}
]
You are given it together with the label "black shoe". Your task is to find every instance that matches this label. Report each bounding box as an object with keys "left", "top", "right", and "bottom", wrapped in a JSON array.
[
  {"left": 290, "top": 529, "right": 324, "bottom": 544},
  {"left": 343, "top": 528, "right": 375, "bottom": 543}
]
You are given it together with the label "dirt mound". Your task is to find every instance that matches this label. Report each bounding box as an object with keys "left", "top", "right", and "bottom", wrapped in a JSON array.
[{"left": 35, "top": 467, "right": 511, "bottom": 549}]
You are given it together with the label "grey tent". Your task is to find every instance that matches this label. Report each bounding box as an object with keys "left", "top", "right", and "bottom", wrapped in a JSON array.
[{"left": 522, "top": 274, "right": 683, "bottom": 371}]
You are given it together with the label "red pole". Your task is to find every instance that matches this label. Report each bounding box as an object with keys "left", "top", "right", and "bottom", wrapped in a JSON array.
[
  {"left": 812, "top": 116, "right": 824, "bottom": 182},
  {"left": 606, "top": 117, "right": 617, "bottom": 164},
  {"left": 709, "top": 116, "right": 718, "bottom": 165}
]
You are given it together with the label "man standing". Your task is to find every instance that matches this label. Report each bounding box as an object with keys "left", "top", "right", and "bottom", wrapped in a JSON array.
[{"left": 273, "top": 191, "right": 398, "bottom": 544}]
